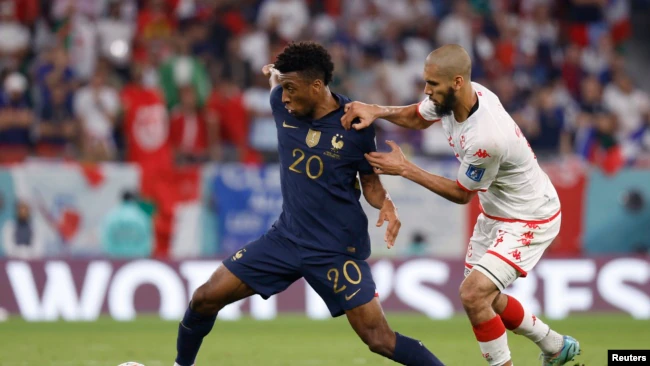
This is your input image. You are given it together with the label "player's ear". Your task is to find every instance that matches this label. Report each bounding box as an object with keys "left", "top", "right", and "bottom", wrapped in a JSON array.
[
  {"left": 454, "top": 75, "right": 464, "bottom": 91},
  {"left": 311, "top": 78, "right": 323, "bottom": 92}
]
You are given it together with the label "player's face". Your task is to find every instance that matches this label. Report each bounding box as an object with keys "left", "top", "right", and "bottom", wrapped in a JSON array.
[
  {"left": 422, "top": 64, "right": 458, "bottom": 117},
  {"left": 279, "top": 72, "right": 320, "bottom": 119}
]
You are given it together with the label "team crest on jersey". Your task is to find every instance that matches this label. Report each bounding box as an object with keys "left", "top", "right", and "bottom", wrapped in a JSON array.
[
  {"left": 331, "top": 134, "right": 344, "bottom": 151},
  {"left": 231, "top": 249, "right": 246, "bottom": 261},
  {"left": 306, "top": 129, "right": 321, "bottom": 148},
  {"left": 325, "top": 134, "right": 344, "bottom": 159},
  {"left": 465, "top": 164, "right": 485, "bottom": 182}
]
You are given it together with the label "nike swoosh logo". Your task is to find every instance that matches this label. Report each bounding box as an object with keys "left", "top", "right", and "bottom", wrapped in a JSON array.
[
  {"left": 283, "top": 121, "right": 298, "bottom": 128},
  {"left": 345, "top": 289, "right": 361, "bottom": 301}
]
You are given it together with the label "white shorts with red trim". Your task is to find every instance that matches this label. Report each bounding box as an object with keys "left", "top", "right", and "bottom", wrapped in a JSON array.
[{"left": 463, "top": 211, "right": 561, "bottom": 290}]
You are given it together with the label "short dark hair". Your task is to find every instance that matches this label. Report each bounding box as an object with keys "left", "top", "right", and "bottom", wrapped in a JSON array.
[{"left": 274, "top": 42, "right": 334, "bottom": 85}]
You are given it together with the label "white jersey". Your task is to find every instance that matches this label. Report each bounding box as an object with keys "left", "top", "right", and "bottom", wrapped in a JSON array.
[{"left": 418, "top": 82, "right": 560, "bottom": 221}]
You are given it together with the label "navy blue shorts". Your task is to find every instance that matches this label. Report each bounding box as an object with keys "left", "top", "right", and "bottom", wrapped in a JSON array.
[{"left": 222, "top": 228, "right": 376, "bottom": 317}]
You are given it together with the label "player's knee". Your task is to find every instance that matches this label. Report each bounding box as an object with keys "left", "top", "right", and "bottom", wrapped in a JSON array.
[
  {"left": 190, "top": 283, "right": 224, "bottom": 315},
  {"left": 459, "top": 282, "right": 485, "bottom": 311},
  {"left": 367, "top": 340, "right": 390, "bottom": 355},
  {"left": 360, "top": 328, "right": 394, "bottom": 356},
  {"left": 366, "top": 335, "right": 393, "bottom": 355}
]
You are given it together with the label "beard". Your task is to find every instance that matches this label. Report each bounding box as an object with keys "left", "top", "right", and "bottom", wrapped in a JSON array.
[{"left": 433, "top": 87, "right": 457, "bottom": 117}]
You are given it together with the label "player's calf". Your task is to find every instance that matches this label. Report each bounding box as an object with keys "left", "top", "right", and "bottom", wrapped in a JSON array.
[
  {"left": 392, "top": 332, "right": 445, "bottom": 366},
  {"left": 175, "top": 265, "right": 256, "bottom": 366},
  {"left": 356, "top": 325, "right": 444, "bottom": 365},
  {"left": 347, "top": 298, "right": 445, "bottom": 365},
  {"left": 175, "top": 306, "right": 217, "bottom": 366},
  {"left": 460, "top": 272, "right": 513, "bottom": 366},
  {"left": 495, "top": 294, "right": 564, "bottom": 355}
]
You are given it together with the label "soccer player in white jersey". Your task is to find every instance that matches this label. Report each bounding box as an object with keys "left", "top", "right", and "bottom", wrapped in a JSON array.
[{"left": 341, "top": 44, "right": 581, "bottom": 366}]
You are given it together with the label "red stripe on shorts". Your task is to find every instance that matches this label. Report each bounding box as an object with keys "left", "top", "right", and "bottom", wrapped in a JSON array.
[
  {"left": 486, "top": 250, "right": 528, "bottom": 277},
  {"left": 480, "top": 205, "right": 561, "bottom": 225}
]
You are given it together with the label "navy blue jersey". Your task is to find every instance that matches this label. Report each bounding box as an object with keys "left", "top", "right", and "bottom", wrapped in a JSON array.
[{"left": 269, "top": 86, "right": 376, "bottom": 259}]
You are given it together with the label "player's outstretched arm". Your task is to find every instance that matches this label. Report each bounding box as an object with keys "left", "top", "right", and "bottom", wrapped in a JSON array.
[
  {"left": 365, "top": 141, "right": 476, "bottom": 205},
  {"left": 341, "top": 102, "right": 434, "bottom": 131},
  {"left": 401, "top": 163, "right": 476, "bottom": 205},
  {"left": 261, "top": 64, "right": 281, "bottom": 90},
  {"left": 359, "top": 174, "right": 401, "bottom": 248}
]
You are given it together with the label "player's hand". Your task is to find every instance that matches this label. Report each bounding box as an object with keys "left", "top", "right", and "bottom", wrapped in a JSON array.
[
  {"left": 377, "top": 200, "right": 400, "bottom": 248},
  {"left": 262, "top": 64, "right": 276, "bottom": 78},
  {"left": 365, "top": 140, "right": 409, "bottom": 176},
  {"left": 341, "top": 102, "right": 378, "bottom": 131}
]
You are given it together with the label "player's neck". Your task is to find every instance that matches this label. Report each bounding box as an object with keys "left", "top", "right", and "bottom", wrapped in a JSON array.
[
  {"left": 453, "top": 85, "right": 478, "bottom": 123},
  {"left": 312, "top": 88, "right": 340, "bottom": 120}
]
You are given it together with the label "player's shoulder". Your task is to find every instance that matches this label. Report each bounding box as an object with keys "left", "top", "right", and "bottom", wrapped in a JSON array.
[
  {"left": 472, "top": 82, "right": 498, "bottom": 100},
  {"left": 336, "top": 121, "right": 376, "bottom": 154},
  {"left": 473, "top": 82, "right": 502, "bottom": 109},
  {"left": 334, "top": 91, "right": 352, "bottom": 105},
  {"left": 328, "top": 119, "right": 375, "bottom": 152},
  {"left": 465, "top": 124, "right": 498, "bottom": 144},
  {"left": 465, "top": 135, "right": 503, "bottom": 160},
  {"left": 348, "top": 123, "right": 376, "bottom": 147},
  {"left": 333, "top": 92, "right": 375, "bottom": 137},
  {"left": 471, "top": 82, "right": 504, "bottom": 120},
  {"left": 464, "top": 121, "right": 505, "bottom": 158}
]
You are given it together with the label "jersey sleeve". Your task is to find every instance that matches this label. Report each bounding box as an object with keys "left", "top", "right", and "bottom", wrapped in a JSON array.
[
  {"left": 357, "top": 126, "right": 377, "bottom": 175},
  {"left": 456, "top": 140, "right": 501, "bottom": 192},
  {"left": 269, "top": 85, "right": 283, "bottom": 113},
  {"left": 417, "top": 97, "right": 442, "bottom": 122}
]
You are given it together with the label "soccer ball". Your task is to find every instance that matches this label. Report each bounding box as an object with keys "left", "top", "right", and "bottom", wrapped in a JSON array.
[{"left": 117, "top": 363, "right": 144, "bottom": 366}]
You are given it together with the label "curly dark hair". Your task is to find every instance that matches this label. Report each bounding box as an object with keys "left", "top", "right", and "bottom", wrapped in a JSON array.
[{"left": 274, "top": 42, "right": 334, "bottom": 85}]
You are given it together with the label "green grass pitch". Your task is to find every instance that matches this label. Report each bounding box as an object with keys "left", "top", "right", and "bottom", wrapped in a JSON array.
[{"left": 0, "top": 314, "right": 645, "bottom": 365}]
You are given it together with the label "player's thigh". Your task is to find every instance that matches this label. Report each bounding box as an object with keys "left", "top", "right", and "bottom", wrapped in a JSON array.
[
  {"left": 473, "top": 215, "right": 562, "bottom": 291},
  {"left": 302, "top": 253, "right": 377, "bottom": 318},
  {"left": 220, "top": 229, "right": 303, "bottom": 300},
  {"left": 465, "top": 214, "right": 494, "bottom": 276}
]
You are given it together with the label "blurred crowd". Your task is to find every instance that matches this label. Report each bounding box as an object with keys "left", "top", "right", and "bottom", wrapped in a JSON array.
[{"left": 1, "top": 0, "right": 649, "bottom": 173}]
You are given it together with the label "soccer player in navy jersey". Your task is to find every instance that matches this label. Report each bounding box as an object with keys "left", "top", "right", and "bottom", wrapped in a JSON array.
[{"left": 173, "top": 42, "right": 444, "bottom": 366}]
